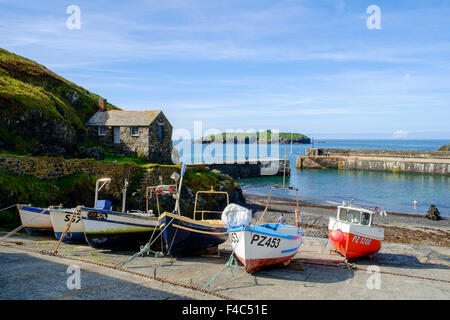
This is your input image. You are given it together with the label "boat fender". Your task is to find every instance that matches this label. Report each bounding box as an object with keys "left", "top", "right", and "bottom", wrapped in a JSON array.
[{"left": 330, "top": 229, "right": 344, "bottom": 243}]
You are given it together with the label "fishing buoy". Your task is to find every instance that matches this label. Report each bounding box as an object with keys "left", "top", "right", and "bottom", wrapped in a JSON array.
[{"left": 414, "top": 200, "right": 418, "bottom": 208}]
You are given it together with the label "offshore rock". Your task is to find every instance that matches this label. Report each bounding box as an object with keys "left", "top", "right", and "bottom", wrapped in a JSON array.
[
  {"left": 425, "top": 205, "right": 441, "bottom": 221},
  {"left": 438, "top": 144, "right": 450, "bottom": 151}
]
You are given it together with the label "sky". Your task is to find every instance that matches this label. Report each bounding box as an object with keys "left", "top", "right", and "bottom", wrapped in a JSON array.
[{"left": 0, "top": 0, "right": 449, "bottom": 139}]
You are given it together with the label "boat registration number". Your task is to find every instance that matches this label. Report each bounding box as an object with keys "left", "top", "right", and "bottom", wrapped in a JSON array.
[
  {"left": 64, "top": 214, "right": 81, "bottom": 223},
  {"left": 352, "top": 235, "right": 372, "bottom": 246},
  {"left": 250, "top": 234, "right": 280, "bottom": 248}
]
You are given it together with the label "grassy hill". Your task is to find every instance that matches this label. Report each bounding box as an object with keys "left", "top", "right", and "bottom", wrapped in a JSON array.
[
  {"left": 0, "top": 48, "right": 119, "bottom": 155},
  {"left": 196, "top": 130, "right": 311, "bottom": 144}
]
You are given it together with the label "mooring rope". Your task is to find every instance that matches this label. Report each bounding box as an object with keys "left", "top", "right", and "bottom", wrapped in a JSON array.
[
  {"left": 51, "top": 206, "right": 82, "bottom": 256},
  {"left": 116, "top": 214, "right": 178, "bottom": 268},
  {"left": 0, "top": 204, "right": 19, "bottom": 213}
]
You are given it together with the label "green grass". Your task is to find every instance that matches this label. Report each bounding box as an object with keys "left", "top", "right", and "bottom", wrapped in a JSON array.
[
  {"left": 0, "top": 171, "right": 95, "bottom": 229},
  {"left": 102, "top": 155, "right": 149, "bottom": 165},
  {"left": 0, "top": 47, "right": 120, "bottom": 154}
]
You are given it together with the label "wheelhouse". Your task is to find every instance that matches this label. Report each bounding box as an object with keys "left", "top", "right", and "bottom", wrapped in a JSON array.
[{"left": 337, "top": 206, "right": 374, "bottom": 227}]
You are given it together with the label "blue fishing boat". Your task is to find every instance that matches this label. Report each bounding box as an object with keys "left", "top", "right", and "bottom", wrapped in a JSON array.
[
  {"left": 159, "top": 210, "right": 229, "bottom": 257},
  {"left": 158, "top": 164, "right": 230, "bottom": 256}
]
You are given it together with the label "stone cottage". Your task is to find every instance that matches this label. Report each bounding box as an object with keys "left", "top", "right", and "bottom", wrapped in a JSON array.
[{"left": 86, "top": 99, "right": 173, "bottom": 164}]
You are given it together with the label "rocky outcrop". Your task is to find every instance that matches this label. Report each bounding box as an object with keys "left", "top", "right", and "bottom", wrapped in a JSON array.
[
  {"left": 17, "top": 109, "right": 78, "bottom": 148},
  {"left": 0, "top": 47, "right": 119, "bottom": 155},
  {"left": 438, "top": 144, "right": 450, "bottom": 151},
  {"left": 425, "top": 205, "right": 441, "bottom": 220}
]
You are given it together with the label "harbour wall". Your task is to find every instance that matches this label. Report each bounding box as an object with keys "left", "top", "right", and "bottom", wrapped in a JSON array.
[
  {"left": 0, "top": 155, "right": 288, "bottom": 181},
  {"left": 191, "top": 159, "right": 290, "bottom": 179},
  {"left": 296, "top": 149, "right": 450, "bottom": 175}
]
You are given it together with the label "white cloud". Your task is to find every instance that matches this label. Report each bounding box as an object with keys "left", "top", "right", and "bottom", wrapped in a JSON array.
[{"left": 393, "top": 130, "right": 409, "bottom": 139}]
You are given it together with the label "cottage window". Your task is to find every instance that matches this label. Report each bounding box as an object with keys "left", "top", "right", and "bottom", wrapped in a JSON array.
[
  {"left": 158, "top": 123, "right": 164, "bottom": 140},
  {"left": 98, "top": 126, "right": 106, "bottom": 136},
  {"left": 131, "top": 127, "right": 139, "bottom": 137}
]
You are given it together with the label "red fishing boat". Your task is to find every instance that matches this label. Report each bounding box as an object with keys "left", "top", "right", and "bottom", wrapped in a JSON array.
[{"left": 328, "top": 202, "right": 385, "bottom": 260}]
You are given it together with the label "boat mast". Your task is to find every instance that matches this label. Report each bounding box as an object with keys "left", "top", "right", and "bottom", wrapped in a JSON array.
[
  {"left": 174, "top": 163, "right": 187, "bottom": 214},
  {"left": 122, "top": 179, "right": 128, "bottom": 213},
  {"left": 290, "top": 132, "right": 293, "bottom": 155},
  {"left": 282, "top": 145, "right": 287, "bottom": 188}
]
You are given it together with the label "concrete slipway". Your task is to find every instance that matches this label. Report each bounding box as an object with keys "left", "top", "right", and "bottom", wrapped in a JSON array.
[{"left": 0, "top": 233, "right": 448, "bottom": 300}]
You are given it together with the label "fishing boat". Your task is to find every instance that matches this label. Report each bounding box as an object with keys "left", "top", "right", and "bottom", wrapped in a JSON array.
[
  {"left": 228, "top": 222, "right": 302, "bottom": 273},
  {"left": 49, "top": 207, "right": 85, "bottom": 243},
  {"left": 225, "top": 187, "right": 303, "bottom": 273},
  {"left": 158, "top": 164, "right": 230, "bottom": 256},
  {"left": 17, "top": 204, "right": 53, "bottom": 235},
  {"left": 225, "top": 147, "right": 303, "bottom": 273},
  {"left": 80, "top": 178, "right": 160, "bottom": 250},
  {"left": 328, "top": 201, "right": 385, "bottom": 260},
  {"left": 159, "top": 187, "right": 230, "bottom": 257}
]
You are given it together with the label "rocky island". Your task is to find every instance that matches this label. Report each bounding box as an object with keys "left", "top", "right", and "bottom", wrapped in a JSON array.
[{"left": 196, "top": 130, "right": 311, "bottom": 144}]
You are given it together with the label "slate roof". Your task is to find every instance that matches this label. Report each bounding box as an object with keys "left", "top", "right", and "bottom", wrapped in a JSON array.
[{"left": 86, "top": 110, "right": 162, "bottom": 126}]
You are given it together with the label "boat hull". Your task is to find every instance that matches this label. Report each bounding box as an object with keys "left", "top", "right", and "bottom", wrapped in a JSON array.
[
  {"left": 18, "top": 205, "right": 53, "bottom": 235},
  {"left": 159, "top": 212, "right": 228, "bottom": 257},
  {"left": 80, "top": 207, "right": 160, "bottom": 250},
  {"left": 328, "top": 217, "right": 383, "bottom": 259},
  {"left": 49, "top": 208, "right": 85, "bottom": 243},
  {"left": 228, "top": 224, "right": 303, "bottom": 273}
]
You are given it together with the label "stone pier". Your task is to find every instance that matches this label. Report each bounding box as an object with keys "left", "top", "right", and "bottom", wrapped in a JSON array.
[{"left": 296, "top": 148, "right": 450, "bottom": 175}]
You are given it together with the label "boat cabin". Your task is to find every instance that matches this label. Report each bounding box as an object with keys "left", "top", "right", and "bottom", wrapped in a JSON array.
[{"left": 337, "top": 206, "right": 374, "bottom": 227}]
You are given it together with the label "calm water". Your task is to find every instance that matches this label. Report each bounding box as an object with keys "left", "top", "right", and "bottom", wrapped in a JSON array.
[{"left": 176, "top": 139, "right": 449, "bottom": 216}]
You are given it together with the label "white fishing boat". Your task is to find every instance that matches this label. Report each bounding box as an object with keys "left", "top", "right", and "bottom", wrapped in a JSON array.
[
  {"left": 224, "top": 148, "right": 303, "bottom": 273},
  {"left": 17, "top": 204, "right": 53, "bottom": 235},
  {"left": 227, "top": 220, "right": 302, "bottom": 273},
  {"left": 80, "top": 178, "right": 160, "bottom": 250},
  {"left": 49, "top": 207, "right": 85, "bottom": 242}
]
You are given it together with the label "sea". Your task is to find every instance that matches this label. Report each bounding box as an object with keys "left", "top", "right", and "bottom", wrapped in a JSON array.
[{"left": 176, "top": 139, "right": 449, "bottom": 217}]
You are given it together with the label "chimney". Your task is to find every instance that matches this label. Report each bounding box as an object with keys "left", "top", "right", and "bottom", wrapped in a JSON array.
[{"left": 98, "top": 98, "right": 107, "bottom": 112}]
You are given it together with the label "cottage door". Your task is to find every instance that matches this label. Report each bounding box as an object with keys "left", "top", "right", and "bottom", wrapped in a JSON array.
[{"left": 114, "top": 127, "right": 120, "bottom": 144}]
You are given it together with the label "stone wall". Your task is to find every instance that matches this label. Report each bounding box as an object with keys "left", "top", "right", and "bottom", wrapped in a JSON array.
[
  {"left": 297, "top": 151, "right": 450, "bottom": 175},
  {"left": 311, "top": 148, "right": 450, "bottom": 159},
  {"left": 87, "top": 126, "right": 150, "bottom": 158},
  {"left": 148, "top": 112, "right": 173, "bottom": 164},
  {"left": 341, "top": 158, "right": 450, "bottom": 175},
  {"left": 0, "top": 155, "right": 140, "bottom": 180},
  {"left": 0, "top": 155, "right": 244, "bottom": 217}
]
